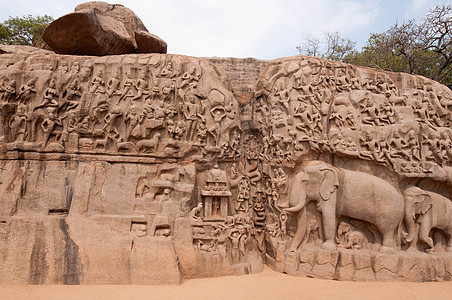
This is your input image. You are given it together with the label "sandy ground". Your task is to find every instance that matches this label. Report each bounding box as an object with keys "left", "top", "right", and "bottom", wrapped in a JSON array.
[{"left": 1, "top": 266, "right": 452, "bottom": 300}]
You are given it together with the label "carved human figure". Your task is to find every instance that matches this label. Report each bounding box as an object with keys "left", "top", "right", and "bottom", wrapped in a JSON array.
[
  {"left": 280, "top": 212, "right": 288, "bottom": 236},
  {"left": 174, "top": 120, "right": 186, "bottom": 141},
  {"left": 102, "top": 107, "right": 122, "bottom": 137},
  {"left": 160, "top": 80, "right": 174, "bottom": 103},
  {"left": 106, "top": 71, "right": 121, "bottom": 97},
  {"left": 125, "top": 104, "right": 142, "bottom": 140},
  {"left": 239, "top": 232, "right": 248, "bottom": 261},
  {"left": 2, "top": 80, "right": 16, "bottom": 102},
  {"left": 119, "top": 72, "right": 136, "bottom": 102},
  {"left": 407, "top": 130, "right": 421, "bottom": 161},
  {"left": 294, "top": 103, "right": 315, "bottom": 133},
  {"left": 329, "top": 106, "right": 344, "bottom": 129},
  {"left": 208, "top": 106, "right": 226, "bottom": 146},
  {"left": 90, "top": 70, "right": 105, "bottom": 94},
  {"left": 212, "top": 198, "right": 220, "bottom": 216},
  {"left": 361, "top": 100, "right": 381, "bottom": 126},
  {"left": 379, "top": 100, "right": 395, "bottom": 124},
  {"left": 179, "top": 65, "right": 199, "bottom": 90},
  {"left": 56, "top": 62, "right": 70, "bottom": 90},
  {"left": 389, "top": 130, "right": 411, "bottom": 160},
  {"left": 132, "top": 71, "right": 150, "bottom": 101},
  {"left": 65, "top": 78, "right": 82, "bottom": 101},
  {"left": 16, "top": 79, "right": 36, "bottom": 104},
  {"left": 41, "top": 112, "right": 62, "bottom": 147},
  {"left": 235, "top": 188, "right": 249, "bottom": 214},
  {"left": 441, "top": 131, "right": 452, "bottom": 162},
  {"left": 35, "top": 79, "right": 59, "bottom": 110},
  {"left": 377, "top": 136, "right": 395, "bottom": 168},
  {"left": 413, "top": 100, "right": 428, "bottom": 123},
  {"left": 189, "top": 202, "right": 203, "bottom": 221},
  {"left": 9, "top": 104, "right": 28, "bottom": 142},
  {"left": 160, "top": 61, "right": 173, "bottom": 77},
  {"left": 360, "top": 132, "right": 383, "bottom": 163},
  {"left": 426, "top": 103, "right": 442, "bottom": 127},
  {"left": 182, "top": 93, "right": 205, "bottom": 141},
  {"left": 344, "top": 108, "right": 356, "bottom": 129},
  {"left": 228, "top": 229, "right": 241, "bottom": 264},
  {"left": 422, "top": 131, "right": 443, "bottom": 164}
]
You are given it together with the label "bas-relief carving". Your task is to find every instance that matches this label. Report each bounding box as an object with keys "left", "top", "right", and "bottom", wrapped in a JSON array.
[
  {"left": 0, "top": 54, "right": 240, "bottom": 161},
  {"left": 252, "top": 56, "right": 452, "bottom": 282},
  {"left": 1, "top": 50, "right": 452, "bottom": 284}
]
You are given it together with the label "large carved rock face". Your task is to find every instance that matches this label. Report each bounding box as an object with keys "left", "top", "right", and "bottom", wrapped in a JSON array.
[
  {"left": 0, "top": 50, "right": 247, "bottom": 284},
  {"left": 0, "top": 48, "right": 451, "bottom": 284}
]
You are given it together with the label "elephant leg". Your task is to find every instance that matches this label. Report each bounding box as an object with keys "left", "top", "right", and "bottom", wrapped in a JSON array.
[
  {"left": 289, "top": 208, "right": 306, "bottom": 252},
  {"left": 321, "top": 205, "right": 337, "bottom": 251},
  {"left": 419, "top": 222, "right": 433, "bottom": 248},
  {"left": 446, "top": 231, "right": 452, "bottom": 252},
  {"left": 380, "top": 229, "right": 397, "bottom": 253}
]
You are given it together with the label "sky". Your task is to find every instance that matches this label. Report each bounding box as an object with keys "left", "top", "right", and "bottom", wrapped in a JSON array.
[{"left": 0, "top": 0, "right": 449, "bottom": 59}]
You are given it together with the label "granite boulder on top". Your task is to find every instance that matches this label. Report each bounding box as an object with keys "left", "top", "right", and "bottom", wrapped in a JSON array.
[{"left": 42, "top": 1, "right": 167, "bottom": 55}]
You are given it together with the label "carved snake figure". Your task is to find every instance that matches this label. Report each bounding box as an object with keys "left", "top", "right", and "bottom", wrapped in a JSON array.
[
  {"left": 253, "top": 202, "right": 266, "bottom": 229},
  {"left": 246, "top": 159, "right": 262, "bottom": 184}
]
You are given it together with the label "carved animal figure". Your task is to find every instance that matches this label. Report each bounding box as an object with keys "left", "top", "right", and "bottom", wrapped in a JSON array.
[
  {"left": 136, "top": 132, "right": 161, "bottom": 153},
  {"left": 246, "top": 159, "right": 262, "bottom": 184},
  {"left": 336, "top": 221, "right": 367, "bottom": 250},
  {"left": 306, "top": 219, "right": 320, "bottom": 243},
  {"left": 285, "top": 161, "right": 404, "bottom": 253},
  {"left": 403, "top": 186, "right": 452, "bottom": 252},
  {"left": 116, "top": 141, "right": 136, "bottom": 153}
]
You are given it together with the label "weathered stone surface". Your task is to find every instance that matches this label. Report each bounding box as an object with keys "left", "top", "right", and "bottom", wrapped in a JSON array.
[
  {"left": 43, "top": 2, "right": 167, "bottom": 55},
  {"left": 135, "top": 31, "right": 167, "bottom": 54},
  {"left": 42, "top": 10, "right": 134, "bottom": 55},
  {"left": 206, "top": 57, "right": 268, "bottom": 103},
  {"left": 0, "top": 49, "right": 248, "bottom": 284},
  {"left": 75, "top": 1, "right": 148, "bottom": 47},
  {"left": 1, "top": 43, "right": 452, "bottom": 285}
]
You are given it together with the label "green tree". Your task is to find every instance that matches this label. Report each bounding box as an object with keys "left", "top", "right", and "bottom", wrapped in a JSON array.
[
  {"left": 0, "top": 14, "right": 53, "bottom": 48},
  {"left": 345, "top": 5, "right": 451, "bottom": 86},
  {"left": 297, "top": 5, "right": 452, "bottom": 87}
]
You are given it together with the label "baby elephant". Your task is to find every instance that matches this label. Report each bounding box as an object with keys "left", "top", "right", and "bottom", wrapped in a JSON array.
[{"left": 336, "top": 221, "right": 367, "bottom": 250}]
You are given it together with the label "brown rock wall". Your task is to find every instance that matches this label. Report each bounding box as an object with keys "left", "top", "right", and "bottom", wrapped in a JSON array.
[{"left": 0, "top": 47, "right": 452, "bottom": 285}]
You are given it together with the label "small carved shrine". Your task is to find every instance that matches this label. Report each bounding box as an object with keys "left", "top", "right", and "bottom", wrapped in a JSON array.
[{"left": 201, "top": 165, "right": 231, "bottom": 220}]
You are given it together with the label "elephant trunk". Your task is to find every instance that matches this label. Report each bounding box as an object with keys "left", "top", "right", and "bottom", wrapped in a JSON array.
[
  {"left": 404, "top": 209, "right": 416, "bottom": 243},
  {"left": 286, "top": 172, "right": 307, "bottom": 213}
]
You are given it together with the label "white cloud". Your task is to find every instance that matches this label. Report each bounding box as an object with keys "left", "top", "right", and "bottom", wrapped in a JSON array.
[{"left": 5, "top": 0, "right": 436, "bottom": 59}]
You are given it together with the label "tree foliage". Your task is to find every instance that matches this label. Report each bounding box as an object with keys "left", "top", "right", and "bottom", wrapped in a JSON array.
[
  {"left": 297, "top": 5, "right": 452, "bottom": 87},
  {"left": 297, "top": 31, "right": 356, "bottom": 62},
  {"left": 0, "top": 14, "right": 53, "bottom": 48}
]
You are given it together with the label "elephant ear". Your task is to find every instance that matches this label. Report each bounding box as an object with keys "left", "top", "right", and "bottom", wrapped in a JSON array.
[
  {"left": 421, "top": 193, "right": 433, "bottom": 215},
  {"left": 319, "top": 167, "right": 339, "bottom": 201}
]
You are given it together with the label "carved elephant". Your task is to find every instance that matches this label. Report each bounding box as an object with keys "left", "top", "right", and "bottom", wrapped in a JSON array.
[
  {"left": 403, "top": 186, "right": 452, "bottom": 252},
  {"left": 285, "top": 161, "right": 404, "bottom": 252},
  {"left": 336, "top": 222, "right": 367, "bottom": 250}
]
